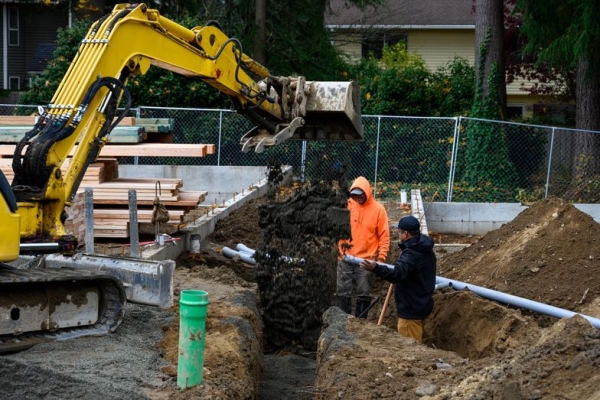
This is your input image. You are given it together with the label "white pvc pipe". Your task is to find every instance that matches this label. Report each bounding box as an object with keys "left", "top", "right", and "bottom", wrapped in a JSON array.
[
  {"left": 435, "top": 276, "right": 600, "bottom": 329},
  {"left": 236, "top": 244, "right": 305, "bottom": 265},
  {"left": 222, "top": 246, "right": 256, "bottom": 264},
  {"left": 342, "top": 255, "right": 600, "bottom": 329},
  {"left": 236, "top": 243, "right": 256, "bottom": 256}
]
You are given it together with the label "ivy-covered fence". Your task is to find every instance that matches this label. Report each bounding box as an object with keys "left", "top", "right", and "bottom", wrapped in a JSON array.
[{"left": 1, "top": 104, "right": 599, "bottom": 204}]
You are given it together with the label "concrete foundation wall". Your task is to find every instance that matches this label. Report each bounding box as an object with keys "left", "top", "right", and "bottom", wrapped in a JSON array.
[
  {"left": 118, "top": 165, "right": 269, "bottom": 205},
  {"left": 427, "top": 202, "right": 600, "bottom": 236}
]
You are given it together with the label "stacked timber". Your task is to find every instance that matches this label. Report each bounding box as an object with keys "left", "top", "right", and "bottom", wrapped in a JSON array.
[
  {"left": 0, "top": 157, "right": 119, "bottom": 185},
  {"left": 0, "top": 116, "right": 175, "bottom": 144},
  {"left": 0, "top": 131, "right": 216, "bottom": 241},
  {"left": 62, "top": 159, "right": 206, "bottom": 241},
  {"left": 88, "top": 176, "right": 207, "bottom": 238}
]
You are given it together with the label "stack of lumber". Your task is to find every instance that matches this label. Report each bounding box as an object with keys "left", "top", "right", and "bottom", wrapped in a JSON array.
[
  {"left": 0, "top": 157, "right": 119, "bottom": 185},
  {"left": 0, "top": 137, "right": 216, "bottom": 241},
  {"left": 88, "top": 177, "right": 207, "bottom": 238},
  {"left": 117, "top": 117, "right": 175, "bottom": 143},
  {"left": 0, "top": 116, "right": 175, "bottom": 144}
]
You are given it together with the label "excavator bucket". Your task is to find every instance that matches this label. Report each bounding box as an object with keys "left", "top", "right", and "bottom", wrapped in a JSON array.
[
  {"left": 239, "top": 80, "right": 363, "bottom": 153},
  {"left": 294, "top": 81, "right": 363, "bottom": 142}
]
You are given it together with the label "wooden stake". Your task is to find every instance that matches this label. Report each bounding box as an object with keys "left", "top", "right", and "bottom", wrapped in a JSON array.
[{"left": 378, "top": 283, "right": 394, "bottom": 325}]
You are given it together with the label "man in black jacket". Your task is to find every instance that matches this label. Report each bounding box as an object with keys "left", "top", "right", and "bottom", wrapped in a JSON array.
[{"left": 359, "top": 215, "right": 436, "bottom": 342}]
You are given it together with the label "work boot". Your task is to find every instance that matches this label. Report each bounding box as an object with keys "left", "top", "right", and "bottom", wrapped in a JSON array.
[
  {"left": 338, "top": 296, "right": 351, "bottom": 314},
  {"left": 355, "top": 298, "right": 371, "bottom": 319}
]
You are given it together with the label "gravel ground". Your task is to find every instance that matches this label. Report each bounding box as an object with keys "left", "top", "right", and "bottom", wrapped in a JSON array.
[{"left": 0, "top": 304, "right": 173, "bottom": 400}]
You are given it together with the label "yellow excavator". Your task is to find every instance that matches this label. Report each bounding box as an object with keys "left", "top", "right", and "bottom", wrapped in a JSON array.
[{"left": 0, "top": 3, "right": 361, "bottom": 349}]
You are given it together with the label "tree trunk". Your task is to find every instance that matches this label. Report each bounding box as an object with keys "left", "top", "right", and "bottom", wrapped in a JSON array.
[
  {"left": 254, "top": 0, "right": 267, "bottom": 64},
  {"left": 573, "top": 56, "right": 600, "bottom": 179},
  {"left": 474, "top": 0, "right": 507, "bottom": 118}
]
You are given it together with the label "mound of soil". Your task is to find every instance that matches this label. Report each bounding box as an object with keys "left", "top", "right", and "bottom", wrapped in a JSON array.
[
  {"left": 314, "top": 196, "right": 600, "bottom": 399},
  {"left": 438, "top": 196, "right": 600, "bottom": 314}
]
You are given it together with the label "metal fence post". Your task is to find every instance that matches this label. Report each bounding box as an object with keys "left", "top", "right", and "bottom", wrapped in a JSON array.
[
  {"left": 84, "top": 187, "right": 94, "bottom": 253},
  {"left": 545, "top": 127, "right": 556, "bottom": 198},
  {"left": 134, "top": 107, "right": 141, "bottom": 165},
  {"left": 447, "top": 116, "right": 461, "bottom": 202},
  {"left": 300, "top": 141, "right": 307, "bottom": 182},
  {"left": 217, "top": 110, "right": 223, "bottom": 166},
  {"left": 128, "top": 189, "right": 140, "bottom": 257},
  {"left": 373, "top": 116, "right": 381, "bottom": 199}
]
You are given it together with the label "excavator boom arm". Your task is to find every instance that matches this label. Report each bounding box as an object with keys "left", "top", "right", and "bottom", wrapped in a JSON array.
[{"left": 10, "top": 3, "right": 361, "bottom": 242}]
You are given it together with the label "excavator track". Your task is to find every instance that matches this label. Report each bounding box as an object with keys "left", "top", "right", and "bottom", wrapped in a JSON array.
[{"left": 0, "top": 267, "right": 126, "bottom": 353}]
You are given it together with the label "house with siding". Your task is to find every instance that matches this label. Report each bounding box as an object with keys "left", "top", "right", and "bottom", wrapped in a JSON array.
[
  {"left": 0, "top": 1, "right": 69, "bottom": 103},
  {"left": 325, "top": 0, "right": 546, "bottom": 118}
]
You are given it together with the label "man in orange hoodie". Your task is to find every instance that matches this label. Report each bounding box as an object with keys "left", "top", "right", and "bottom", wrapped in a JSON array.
[{"left": 337, "top": 176, "right": 390, "bottom": 318}]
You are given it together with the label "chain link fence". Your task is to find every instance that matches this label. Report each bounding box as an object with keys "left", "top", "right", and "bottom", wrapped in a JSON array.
[{"left": 2, "top": 104, "right": 600, "bottom": 204}]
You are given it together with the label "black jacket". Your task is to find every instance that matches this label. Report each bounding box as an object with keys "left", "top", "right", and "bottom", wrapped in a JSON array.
[{"left": 373, "top": 234, "right": 436, "bottom": 319}]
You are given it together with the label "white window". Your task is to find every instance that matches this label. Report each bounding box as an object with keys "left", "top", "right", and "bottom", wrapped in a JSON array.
[
  {"left": 8, "top": 7, "right": 19, "bottom": 46},
  {"left": 9, "top": 76, "right": 20, "bottom": 90}
]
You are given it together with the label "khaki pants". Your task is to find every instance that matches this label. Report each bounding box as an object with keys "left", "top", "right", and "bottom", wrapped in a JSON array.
[{"left": 397, "top": 318, "right": 424, "bottom": 342}]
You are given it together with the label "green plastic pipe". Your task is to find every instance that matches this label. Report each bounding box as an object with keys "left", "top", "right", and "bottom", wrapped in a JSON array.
[{"left": 177, "top": 290, "right": 209, "bottom": 389}]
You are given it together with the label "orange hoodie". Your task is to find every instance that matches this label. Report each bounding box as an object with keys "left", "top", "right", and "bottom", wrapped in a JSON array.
[{"left": 338, "top": 176, "right": 390, "bottom": 262}]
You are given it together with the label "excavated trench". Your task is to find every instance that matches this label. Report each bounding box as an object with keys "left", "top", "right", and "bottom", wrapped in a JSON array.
[{"left": 244, "top": 163, "right": 513, "bottom": 397}]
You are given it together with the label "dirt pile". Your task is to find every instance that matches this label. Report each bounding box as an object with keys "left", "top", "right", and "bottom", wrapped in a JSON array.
[
  {"left": 438, "top": 196, "right": 600, "bottom": 314},
  {"left": 314, "top": 196, "right": 600, "bottom": 399}
]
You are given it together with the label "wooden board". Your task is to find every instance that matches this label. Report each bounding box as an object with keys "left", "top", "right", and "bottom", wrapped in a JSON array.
[
  {"left": 0, "top": 143, "right": 216, "bottom": 158},
  {"left": 0, "top": 116, "right": 38, "bottom": 125},
  {"left": 90, "top": 190, "right": 207, "bottom": 207}
]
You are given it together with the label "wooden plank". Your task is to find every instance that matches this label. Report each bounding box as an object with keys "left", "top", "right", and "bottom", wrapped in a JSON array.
[
  {"left": 93, "top": 221, "right": 129, "bottom": 227},
  {"left": 106, "top": 135, "right": 144, "bottom": 144},
  {"left": 94, "top": 177, "right": 183, "bottom": 188},
  {"left": 113, "top": 117, "right": 136, "bottom": 126},
  {"left": 0, "top": 116, "right": 37, "bottom": 125},
  {"left": 90, "top": 193, "right": 180, "bottom": 201},
  {"left": 135, "top": 118, "right": 173, "bottom": 127},
  {"left": 94, "top": 208, "right": 186, "bottom": 216},
  {"left": 92, "top": 181, "right": 181, "bottom": 190},
  {"left": 94, "top": 229, "right": 129, "bottom": 238},
  {"left": 0, "top": 128, "right": 35, "bottom": 143},
  {"left": 96, "top": 216, "right": 183, "bottom": 224},
  {"left": 92, "top": 198, "right": 200, "bottom": 208},
  {"left": 179, "top": 190, "right": 208, "bottom": 203},
  {"left": 0, "top": 144, "right": 216, "bottom": 158},
  {"left": 0, "top": 126, "right": 144, "bottom": 144},
  {"left": 102, "top": 177, "right": 183, "bottom": 185},
  {"left": 90, "top": 143, "right": 216, "bottom": 157}
]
